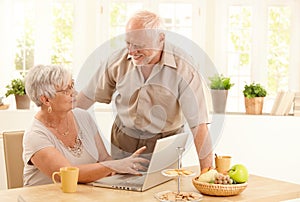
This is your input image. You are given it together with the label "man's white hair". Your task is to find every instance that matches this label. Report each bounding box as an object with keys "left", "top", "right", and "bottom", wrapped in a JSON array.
[
  {"left": 127, "top": 10, "right": 166, "bottom": 43},
  {"left": 129, "top": 10, "right": 165, "bottom": 29}
]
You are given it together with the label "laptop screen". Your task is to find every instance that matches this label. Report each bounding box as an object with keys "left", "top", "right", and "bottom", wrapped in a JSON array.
[{"left": 92, "top": 132, "right": 189, "bottom": 191}]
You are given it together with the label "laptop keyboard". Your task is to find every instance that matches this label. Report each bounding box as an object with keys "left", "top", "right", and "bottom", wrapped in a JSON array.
[{"left": 125, "top": 175, "right": 145, "bottom": 184}]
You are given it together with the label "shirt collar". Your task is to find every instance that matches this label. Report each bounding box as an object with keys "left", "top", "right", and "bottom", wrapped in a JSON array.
[{"left": 160, "top": 41, "right": 177, "bottom": 69}]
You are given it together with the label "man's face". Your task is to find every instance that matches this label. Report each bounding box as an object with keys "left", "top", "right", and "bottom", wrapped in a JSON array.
[{"left": 125, "top": 29, "right": 163, "bottom": 66}]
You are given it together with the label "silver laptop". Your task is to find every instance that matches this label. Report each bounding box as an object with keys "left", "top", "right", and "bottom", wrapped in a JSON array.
[{"left": 92, "top": 132, "right": 188, "bottom": 192}]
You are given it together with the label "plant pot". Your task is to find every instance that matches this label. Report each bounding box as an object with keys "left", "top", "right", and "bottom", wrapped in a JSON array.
[
  {"left": 244, "top": 97, "right": 264, "bottom": 115},
  {"left": 15, "top": 94, "right": 30, "bottom": 109},
  {"left": 211, "top": 90, "right": 228, "bottom": 113}
]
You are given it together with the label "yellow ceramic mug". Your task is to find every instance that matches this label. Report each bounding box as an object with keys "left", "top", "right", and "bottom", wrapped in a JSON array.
[
  {"left": 52, "top": 167, "right": 79, "bottom": 193},
  {"left": 215, "top": 156, "right": 231, "bottom": 174}
]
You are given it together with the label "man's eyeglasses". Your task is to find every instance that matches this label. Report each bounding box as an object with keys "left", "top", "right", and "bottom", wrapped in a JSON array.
[
  {"left": 56, "top": 80, "right": 75, "bottom": 95},
  {"left": 126, "top": 42, "right": 146, "bottom": 50}
]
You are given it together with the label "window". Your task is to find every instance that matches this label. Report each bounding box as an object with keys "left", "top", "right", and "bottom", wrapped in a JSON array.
[
  {"left": 267, "top": 6, "right": 291, "bottom": 94},
  {"left": 108, "top": 0, "right": 198, "bottom": 42},
  {"left": 0, "top": 0, "right": 74, "bottom": 106},
  {"left": 227, "top": 6, "right": 253, "bottom": 111},
  {"left": 13, "top": 1, "right": 35, "bottom": 73},
  {"left": 51, "top": 1, "right": 74, "bottom": 66},
  {"left": 158, "top": 3, "right": 193, "bottom": 39},
  {"left": 12, "top": 0, "right": 74, "bottom": 71},
  {"left": 1, "top": 0, "right": 299, "bottom": 113},
  {"left": 215, "top": 0, "right": 299, "bottom": 113},
  {"left": 110, "top": 2, "right": 143, "bottom": 37}
]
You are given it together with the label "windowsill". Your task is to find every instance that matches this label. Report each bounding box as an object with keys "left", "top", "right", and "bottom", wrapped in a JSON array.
[
  {"left": 1, "top": 106, "right": 299, "bottom": 117},
  {"left": 213, "top": 111, "right": 298, "bottom": 116}
]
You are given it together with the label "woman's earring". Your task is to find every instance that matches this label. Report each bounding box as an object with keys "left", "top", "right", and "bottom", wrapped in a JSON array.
[{"left": 47, "top": 106, "right": 52, "bottom": 113}]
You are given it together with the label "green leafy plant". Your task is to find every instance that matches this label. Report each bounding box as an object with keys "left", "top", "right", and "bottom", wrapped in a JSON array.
[
  {"left": 209, "top": 74, "right": 234, "bottom": 90},
  {"left": 243, "top": 83, "right": 267, "bottom": 98},
  {"left": 5, "top": 77, "right": 26, "bottom": 97}
]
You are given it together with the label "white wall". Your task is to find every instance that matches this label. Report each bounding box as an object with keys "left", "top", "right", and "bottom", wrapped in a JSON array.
[
  {"left": 213, "top": 114, "right": 300, "bottom": 185},
  {"left": 0, "top": 109, "right": 300, "bottom": 190}
]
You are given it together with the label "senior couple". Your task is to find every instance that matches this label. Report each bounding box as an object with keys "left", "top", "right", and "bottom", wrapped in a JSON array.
[{"left": 23, "top": 10, "right": 213, "bottom": 186}]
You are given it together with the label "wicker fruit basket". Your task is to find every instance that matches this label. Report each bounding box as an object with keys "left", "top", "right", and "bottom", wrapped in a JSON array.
[{"left": 192, "top": 176, "right": 248, "bottom": 196}]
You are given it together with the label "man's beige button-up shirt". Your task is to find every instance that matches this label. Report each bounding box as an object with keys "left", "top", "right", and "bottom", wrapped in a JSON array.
[{"left": 83, "top": 42, "right": 210, "bottom": 134}]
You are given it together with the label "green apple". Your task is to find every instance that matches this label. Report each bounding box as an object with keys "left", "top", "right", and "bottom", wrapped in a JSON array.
[{"left": 228, "top": 164, "right": 248, "bottom": 183}]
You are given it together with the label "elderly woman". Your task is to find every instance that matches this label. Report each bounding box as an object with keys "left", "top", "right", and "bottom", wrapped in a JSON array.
[{"left": 23, "top": 64, "right": 148, "bottom": 186}]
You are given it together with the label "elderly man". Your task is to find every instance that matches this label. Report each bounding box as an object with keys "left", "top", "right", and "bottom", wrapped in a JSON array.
[{"left": 76, "top": 10, "right": 213, "bottom": 172}]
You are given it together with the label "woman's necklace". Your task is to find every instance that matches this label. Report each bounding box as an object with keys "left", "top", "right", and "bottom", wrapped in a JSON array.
[
  {"left": 42, "top": 112, "right": 83, "bottom": 158},
  {"left": 67, "top": 136, "right": 83, "bottom": 158},
  {"left": 47, "top": 115, "right": 69, "bottom": 136},
  {"left": 56, "top": 116, "right": 69, "bottom": 136},
  {"left": 57, "top": 130, "right": 83, "bottom": 158}
]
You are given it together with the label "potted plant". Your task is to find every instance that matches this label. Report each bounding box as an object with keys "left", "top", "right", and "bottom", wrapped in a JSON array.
[
  {"left": 5, "top": 76, "right": 30, "bottom": 109},
  {"left": 209, "top": 74, "right": 234, "bottom": 113},
  {"left": 243, "top": 82, "right": 267, "bottom": 115}
]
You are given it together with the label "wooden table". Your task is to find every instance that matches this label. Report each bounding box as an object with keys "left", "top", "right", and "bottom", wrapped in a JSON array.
[{"left": 0, "top": 166, "right": 300, "bottom": 202}]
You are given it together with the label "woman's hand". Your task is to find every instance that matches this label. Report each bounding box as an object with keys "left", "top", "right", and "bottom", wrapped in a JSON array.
[{"left": 100, "top": 146, "right": 149, "bottom": 175}]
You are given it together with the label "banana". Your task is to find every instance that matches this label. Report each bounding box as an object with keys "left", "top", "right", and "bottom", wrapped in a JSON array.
[{"left": 197, "top": 169, "right": 218, "bottom": 183}]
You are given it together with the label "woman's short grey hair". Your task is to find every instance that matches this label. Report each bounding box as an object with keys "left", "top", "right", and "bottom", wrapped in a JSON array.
[{"left": 25, "top": 64, "right": 72, "bottom": 107}]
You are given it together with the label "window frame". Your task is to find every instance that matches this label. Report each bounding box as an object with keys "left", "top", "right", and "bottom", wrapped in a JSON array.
[{"left": 213, "top": 0, "right": 300, "bottom": 112}]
